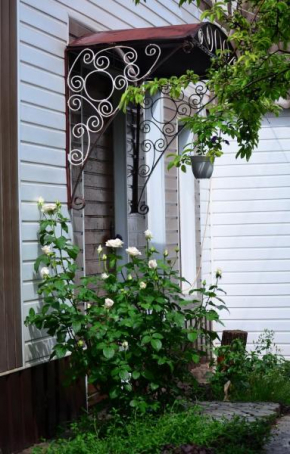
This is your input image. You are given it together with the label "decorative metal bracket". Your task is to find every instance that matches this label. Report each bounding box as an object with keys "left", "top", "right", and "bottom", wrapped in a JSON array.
[
  {"left": 66, "top": 23, "right": 235, "bottom": 213},
  {"left": 127, "top": 82, "right": 209, "bottom": 215}
]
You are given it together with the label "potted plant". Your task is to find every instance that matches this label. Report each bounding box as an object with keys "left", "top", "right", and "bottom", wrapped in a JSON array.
[
  {"left": 168, "top": 114, "right": 232, "bottom": 179},
  {"left": 190, "top": 154, "right": 214, "bottom": 179}
]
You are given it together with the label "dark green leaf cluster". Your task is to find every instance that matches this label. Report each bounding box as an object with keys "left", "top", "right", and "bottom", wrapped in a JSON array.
[{"left": 25, "top": 204, "right": 227, "bottom": 413}]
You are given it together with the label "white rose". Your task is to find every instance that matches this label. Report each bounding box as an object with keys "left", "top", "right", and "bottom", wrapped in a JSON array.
[
  {"left": 40, "top": 267, "right": 50, "bottom": 278},
  {"left": 148, "top": 259, "right": 157, "bottom": 269},
  {"left": 87, "top": 303, "right": 92, "bottom": 309},
  {"left": 163, "top": 249, "right": 169, "bottom": 257},
  {"left": 144, "top": 229, "right": 153, "bottom": 240},
  {"left": 102, "top": 254, "right": 107, "bottom": 261},
  {"left": 105, "top": 238, "right": 124, "bottom": 248},
  {"left": 101, "top": 273, "right": 109, "bottom": 280},
  {"left": 97, "top": 245, "right": 103, "bottom": 254},
  {"left": 41, "top": 245, "right": 52, "bottom": 255},
  {"left": 37, "top": 197, "right": 44, "bottom": 207},
  {"left": 104, "top": 298, "right": 114, "bottom": 309},
  {"left": 126, "top": 246, "right": 142, "bottom": 257},
  {"left": 121, "top": 341, "right": 129, "bottom": 351},
  {"left": 127, "top": 274, "right": 133, "bottom": 281},
  {"left": 140, "top": 281, "right": 147, "bottom": 289},
  {"left": 216, "top": 268, "right": 222, "bottom": 279},
  {"left": 42, "top": 203, "right": 57, "bottom": 214}
]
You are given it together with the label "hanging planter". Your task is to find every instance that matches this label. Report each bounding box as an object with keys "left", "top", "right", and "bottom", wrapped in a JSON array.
[{"left": 191, "top": 155, "right": 214, "bottom": 179}]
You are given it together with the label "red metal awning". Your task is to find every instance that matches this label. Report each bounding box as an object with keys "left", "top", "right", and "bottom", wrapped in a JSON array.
[
  {"left": 68, "top": 23, "right": 203, "bottom": 48},
  {"left": 67, "top": 22, "right": 234, "bottom": 78}
]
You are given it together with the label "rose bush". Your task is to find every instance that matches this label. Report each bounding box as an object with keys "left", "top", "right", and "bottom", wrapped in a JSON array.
[{"left": 25, "top": 201, "right": 227, "bottom": 413}]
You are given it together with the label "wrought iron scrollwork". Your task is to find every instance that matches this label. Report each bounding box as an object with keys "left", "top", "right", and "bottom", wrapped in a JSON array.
[
  {"left": 67, "top": 45, "right": 161, "bottom": 167},
  {"left": 194, "top": 23, "right": 236, "bottom": 64},
  {"left": 127, "top": 82, "right": 209, "bottom": 214},
  {"left": 66, "top": 23, "right": 235, "bottom": 213}
]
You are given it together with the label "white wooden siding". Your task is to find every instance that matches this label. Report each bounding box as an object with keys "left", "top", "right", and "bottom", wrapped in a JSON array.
[
  {"left": 18, "top": 0, "right": 200, "bottom": 366},
  {"left": 212, "top": 110, "right": 290, "bottom": 358}
]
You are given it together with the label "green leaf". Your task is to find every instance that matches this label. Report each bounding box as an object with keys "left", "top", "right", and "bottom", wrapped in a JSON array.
[
  {"left": 54, "top": 345, "right": 67, "bottom": 359},
  {"left": 151, "top": 339, "right": 162, "bottom": 351},
  {"left": 29, "top": 308, "right": 36, "bottom": 318},
  {"left": 109, "top": 388, "right": 119, "bottom": 399},
  {"left": 132, "top": 371, "right": 140, "bottom": 380},
  {"left": 103, "top": 347, "right": 115, "bottom": 359},
  {"left": 206, "top": 310, "right": 219, "bottom": 321},
  {"left": 192, "top": 353, "right": 200, "bottom": 364},
  {"left": 72, "top": 321, "right": 82, "bottom": 334},
  {"left": 55, "top": 236, "right": 67, "bottom": 250},
  {"left": 67, "top": 246, "right": 79, "bottom": 260},
  {"left": 187, "top": 331, "right": 198, "bottom": 343},
  {"left": 119, "top": 370, "right": 130, "bottom": 381},
  {"left": 141, "top": 335, "right": 151, "bottom": 344}
]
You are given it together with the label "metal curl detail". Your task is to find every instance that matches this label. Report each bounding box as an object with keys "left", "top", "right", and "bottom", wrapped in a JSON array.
[
  {"left": 67, "top": 44, "right": 162, "bottom": 172},
  {"left": 138, "top": 201, "right": 149, "bottom": 215},
  {"left": 71, "top": 196, "right": 86, "bottom": 211}
]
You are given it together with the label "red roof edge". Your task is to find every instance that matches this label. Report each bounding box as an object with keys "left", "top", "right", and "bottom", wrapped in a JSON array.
[{"left": 68, "top": 23, "right": 203, "bottom": 48}]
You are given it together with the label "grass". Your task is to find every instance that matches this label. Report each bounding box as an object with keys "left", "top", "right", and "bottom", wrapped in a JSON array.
[
  {"left": 32, "top": 406, "right": 273, "bottom": 454},
  {"left": 232, "top": 371, "right": 290, "bottom": 406}
]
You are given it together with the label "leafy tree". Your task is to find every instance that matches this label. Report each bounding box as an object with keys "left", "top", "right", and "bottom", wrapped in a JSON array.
[{"left": 129, "top": 0, "right": 290, "bottom": 168}]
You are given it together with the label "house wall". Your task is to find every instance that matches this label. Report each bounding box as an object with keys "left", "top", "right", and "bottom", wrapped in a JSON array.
[
  {"left": 212, "top": 109, "right": 290, "bottom": 358},
  {"left": 0, "top": 0, "right": 22, "bottom": 374},
  {"left": 18, "top": 0, "right": 202, "bottom": 367}
]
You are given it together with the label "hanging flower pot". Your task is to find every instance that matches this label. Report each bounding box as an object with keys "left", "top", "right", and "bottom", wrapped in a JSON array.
[{"left": 190, "top": 156, "right": 214, "bottom": 179}]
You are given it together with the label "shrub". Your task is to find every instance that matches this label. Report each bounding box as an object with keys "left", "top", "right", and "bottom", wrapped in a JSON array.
[
  {"left": 25, "top": 201, "right": 227, "bottom": 412},
  {"left": 210, "top": 330, "right": 290, "bottom": 403}
]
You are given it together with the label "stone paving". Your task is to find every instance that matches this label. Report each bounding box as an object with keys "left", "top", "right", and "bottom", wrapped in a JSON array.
[
  {"left": 197, "top": 401, "right": 290, "bottom": 453},
  {"left": 264, "top": 415, "right": 290, "bottom": 453},
  {"left": 197, "top": 401, "right": 280, "bottom": 422}
]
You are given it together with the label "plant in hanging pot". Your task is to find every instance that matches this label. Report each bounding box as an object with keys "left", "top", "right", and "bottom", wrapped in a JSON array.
[{"left": 168, "top": 112, "right": 233, "bottom": 179}]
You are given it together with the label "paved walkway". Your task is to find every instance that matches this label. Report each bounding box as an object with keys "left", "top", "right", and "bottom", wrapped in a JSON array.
[
  {"left": 197, "top": 402, "right": 290, "bottom": 453},
  {"left": 198, "top": 401, "right": 280, "bottom": 422},
  {"left": 264, "top": 415, "right": 290, "bottom": 453}
]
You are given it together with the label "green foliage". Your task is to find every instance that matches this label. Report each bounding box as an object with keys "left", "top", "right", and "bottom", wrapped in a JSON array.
[
  {"left": 32, "top": 407, "right": 271, "bottom": 454},
  {"left": 25, "top": 203, "right": 227, "bottom": 413},
  {"left": 210, "top": 330, "right": 290, "bottom": 403},
  {"left": 131, "top": 0, "right": 290, "bottom": 169}
]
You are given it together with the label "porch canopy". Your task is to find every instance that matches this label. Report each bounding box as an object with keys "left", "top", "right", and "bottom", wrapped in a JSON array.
[
  {"left": 66, "top": 23, "right": 233, "bottom": 212},
  {"left": 67, "top": 22, "right": 233, "bottom": 78}
]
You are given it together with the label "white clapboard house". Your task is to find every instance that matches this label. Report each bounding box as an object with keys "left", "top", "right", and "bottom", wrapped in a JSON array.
[{"left": 0, "top": 0, "right": 289, "bottom": 452}]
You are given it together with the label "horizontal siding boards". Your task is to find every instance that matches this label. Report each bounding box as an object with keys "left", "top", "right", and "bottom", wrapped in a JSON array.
[
  {"left": 199, "top": 179, "right": 212, "bottom": 283},
  {"left": 84, "top": 140, "right": 115, "bottom": 275},
  {"left": 212, "top": 110, "right": 290, "bottom": 356},
  {"left": 0, "top": 0, "right": 22, "bottom": 373},
  {"left": 164, "top": 99, "right": 180, "bottom": 266},
  {"left": 0, "top": 359, "right": 86, "bottom": 454},
  {"left": 19, "top": 0, "right": 200, "bottom": 364}
]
